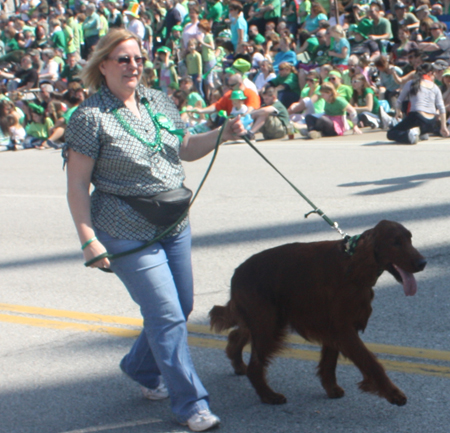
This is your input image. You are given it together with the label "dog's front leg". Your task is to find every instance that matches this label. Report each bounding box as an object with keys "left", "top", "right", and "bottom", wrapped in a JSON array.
[
  {"left": 337, "top": 330, "right": 407, "bottom": 406},
  {"left": 317, "top": 345, "right": 345, "bottom": 399}
]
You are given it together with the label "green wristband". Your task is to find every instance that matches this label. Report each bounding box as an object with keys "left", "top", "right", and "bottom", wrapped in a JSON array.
[{"left": 81, "top": 236, "right": 97, "bottom": 250}]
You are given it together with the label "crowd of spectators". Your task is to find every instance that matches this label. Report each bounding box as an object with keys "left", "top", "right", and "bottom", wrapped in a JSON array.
[{"left": 1, "top": 0, "right": 450, "bottom": 149}]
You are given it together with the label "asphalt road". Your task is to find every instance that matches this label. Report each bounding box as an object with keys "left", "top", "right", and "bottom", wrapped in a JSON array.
[{"left": 1, "top": 130, "right": 450, "bottom": 433}]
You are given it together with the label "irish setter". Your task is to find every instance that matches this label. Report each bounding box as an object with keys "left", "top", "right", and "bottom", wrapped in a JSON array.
[{"left": 210, "top": 220, "right": 426, "bottom": 406}]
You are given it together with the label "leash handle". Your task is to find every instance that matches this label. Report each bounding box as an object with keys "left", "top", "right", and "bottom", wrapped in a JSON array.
[{"left": 84, "top": 120, "right": 228, "bottom": 270}]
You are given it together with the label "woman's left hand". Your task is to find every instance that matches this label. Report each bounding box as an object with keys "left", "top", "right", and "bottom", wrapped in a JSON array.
[
  {"left": 353, "top": 125, "right": 362, "bottom": 135},
  {"left": 441, "top": 125, "right": 450, "bottom": 137},
  {"left": 220, "top": 115, "right": 247, "bottom": 143}
]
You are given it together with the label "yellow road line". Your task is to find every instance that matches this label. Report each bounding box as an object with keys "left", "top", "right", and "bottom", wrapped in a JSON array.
[{"left": 1, "top": 303, "right": 450, "bottom": 367}]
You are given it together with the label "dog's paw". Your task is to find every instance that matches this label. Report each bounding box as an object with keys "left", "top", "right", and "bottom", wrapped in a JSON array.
[
  {"left": 232, "top": 362, "right": 247, "bottom": 375},
  {"left": 260, "top": 392, "right": 287, "bottom": 405},
  {"left": 326, "top": 385, "right": 345, "bottom": 399},
  {"left": 388, "top": 389, "right": 407, "bottom": 406}
]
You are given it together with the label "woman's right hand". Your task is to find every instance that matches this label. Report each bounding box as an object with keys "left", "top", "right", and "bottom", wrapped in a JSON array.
[{"left": 83, "top": 240, "right": 111, "bottom": 269}]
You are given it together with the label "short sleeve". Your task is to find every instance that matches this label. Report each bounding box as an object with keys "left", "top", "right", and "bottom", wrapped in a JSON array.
[{"left": 65, "top": 106, "right": 101, "bottom": 160}]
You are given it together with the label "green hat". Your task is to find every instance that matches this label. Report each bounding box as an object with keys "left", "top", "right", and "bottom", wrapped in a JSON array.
[
  {"left": 28, "top": 102, "right": 44, "bottom": 115},
  {"left": 157, "top": 46, "right": 171, "bottom": 54},
  {"left": 443, "top": 68, "right": 450, "bottom": 77},
  {"left": 230, "top": 90, "right": 247, "bottom": 100},
  {"left": 354, "top": 18, "right": 372, "bottom": 39},
  {"left": 124, "top": 1, "right": 140, "bottom": 19},
  {"left": 172, "top": 25, "right": 183, "bottom": 32},
  {"left": 225, "top": 67, "right": 235, "bottom": 75},
  {"left": 218, "top": 29, "right": 231, "bottom": 39},
  {"left": 328, "top": 70, "right": 342, "bottom": 79},
  {"left": 231, "top": 58, "right": 252, "bottom": 74}
]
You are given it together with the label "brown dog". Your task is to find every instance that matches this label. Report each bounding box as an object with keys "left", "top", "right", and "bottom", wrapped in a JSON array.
[{"left": 209, "top": 220, "right": 426, "bottom": 406}]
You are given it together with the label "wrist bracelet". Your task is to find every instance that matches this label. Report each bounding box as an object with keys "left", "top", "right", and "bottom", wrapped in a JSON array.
[{"left": 81, "top": 236, "right": 97, "bottom": 250}]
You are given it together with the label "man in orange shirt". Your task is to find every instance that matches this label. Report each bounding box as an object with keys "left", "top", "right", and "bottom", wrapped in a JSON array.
[{"left": 191, "top": 74, "right": 261, "bottom": 116}]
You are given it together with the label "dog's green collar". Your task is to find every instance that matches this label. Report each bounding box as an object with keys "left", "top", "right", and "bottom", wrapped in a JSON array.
[{"left": 345, "top": 234, "right": 361, "bottom": 256}]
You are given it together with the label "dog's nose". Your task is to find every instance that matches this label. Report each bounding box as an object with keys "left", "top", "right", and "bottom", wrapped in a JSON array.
[{"left": 416, "top": 259, "right": 427, "bottom": 271}]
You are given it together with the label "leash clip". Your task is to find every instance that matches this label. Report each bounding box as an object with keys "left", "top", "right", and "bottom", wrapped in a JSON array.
[{"left": 304, "top": 208, "right": 321, "bottom": 219}]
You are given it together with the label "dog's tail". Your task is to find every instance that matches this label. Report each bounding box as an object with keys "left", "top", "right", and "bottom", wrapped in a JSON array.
[{"left": 209, "top": 302, "right": 238, "bottom": 333}]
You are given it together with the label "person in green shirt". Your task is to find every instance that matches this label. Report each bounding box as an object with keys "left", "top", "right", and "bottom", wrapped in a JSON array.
[
  {"left": 288, "top": 70, "right": 325, "bottom": 125},
  {"left": 206, "top": 0, "right": 224, "bottom": 36},
  {"left": 269, "top": 62, "right": 301, "bottom": 107},
  {"left": 23, "top": 102, "right": 54, "bottom": 148},
  {"left": 350, "top": 72, "right": 381, "bottom": 129},
  {"left": 49, "top": 18, "right": 67, "bottom": 55},
  {"left": 185, "top": 38, "right": 204, "bottom": 97},
  {"left": 327, "top": 70, "right": 353, "bottom": 102},
  {"left": 244, "top": 86, "right": 289, "bottom": 140},
  {"left": 198, "top": 19, "right": 216, "bottom": 101},
  {"left": 303, "top": 81, "right": 361, "bottom": 139}
]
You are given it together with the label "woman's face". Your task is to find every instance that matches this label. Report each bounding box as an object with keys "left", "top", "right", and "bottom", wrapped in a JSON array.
[
  {"left": 100, "top": 39, "right": 143, "bottom": 97},
  {"left": 320, "top": 91, "right": 332, "bottom": 102},
  {"left": 260, "top": 61, "right": 268, "bottom": 73},
  {"left": 278, "top": 66, "right": 290, "bottom": 77},
  {"left": 398, "top": 29, "right": 409, "bottom": 40},
  {"left": 328, "top": 74, "right": 341, "bottom": 87},
  {"left": 351, "top": 77, "right": 364, "bottom": 90},
  {"left": 306, "top": 76, "right": 317, "bottom": 88}
]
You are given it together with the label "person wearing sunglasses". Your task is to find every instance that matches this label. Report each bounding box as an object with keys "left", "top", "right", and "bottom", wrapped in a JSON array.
[
  {"left": 64, "top": 29, "right": 245, "bottom": 432},
  {"left": 417, "top": 22, "right": 450, "bottom": 64}
]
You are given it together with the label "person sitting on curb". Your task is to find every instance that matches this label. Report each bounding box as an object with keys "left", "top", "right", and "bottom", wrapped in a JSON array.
[
  {"left": 244, "top": 86, "right": 290, "bottom": 141},
  {"left": 190, "top": 74, "right": 260, "bottom": 117}
]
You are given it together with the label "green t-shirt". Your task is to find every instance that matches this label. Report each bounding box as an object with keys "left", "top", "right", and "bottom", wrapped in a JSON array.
[
  {"left": 301, "top": 85, "right": 325, "bottom": 113},
  {"left": 269, "top": 72, "right": 301, "bottom": 95},
  {"left": 370, "top": 17, "right": 393, "bottom": 39},
  {"left": 52, "top": 30, "right": 67, "bottom": 53},
  {"left": 201, "top": 33, "right": 215, "bottom": 62},
  {"left": 25, "top": 118, "right": 54, "bottom": 138},
  {"left": 307, "top": 38, "right": 331, "bottom": 66},
  {"left": 60, "top": 64, "right": 83, "bottom": 82},
  {"left": 63, "top": 25, "right": 75, "bottom": 54},
  {"left": 254, "top": 33, "right": 266, "bottom": 45},
  {"left": 337, "top": 84, "right": 353, "bottom": 102},
  {"left": 207, "top": 1, "right": 223, "bottom": 22},
  {"left": 299, "top": 0, "right": 311, "bottom": 23},
  {"left": 271, "top": 99, "right": 290, "bottom": 127},
  {"left": 263, "top": 0, "right": 281, "bottom": 19},
  {"left": 186, "top": 51, "right": 203, "bottom": 75},
  {"left": 356, "top": 87, "right": 379, "bottom": 115},
  {"left": 325, "top": 96, "right": 348, "bottom": 116},
  {"left": 187, "top": 91, "right": 206, "bottom": 108},
  {"left": 63, "top": 106, "right": 79, "bottom": 124}
]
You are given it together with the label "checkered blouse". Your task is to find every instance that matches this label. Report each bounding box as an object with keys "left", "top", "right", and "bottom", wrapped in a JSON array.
[{"left": 65, "top": 84, "right": 188, "bottom": 241}]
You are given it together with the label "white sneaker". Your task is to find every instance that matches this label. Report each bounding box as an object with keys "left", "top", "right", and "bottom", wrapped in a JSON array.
[
  {"left": 182, "top": 409, "right": 221, "bottom": 432},
  {"left": 379, "top": 106, "right": 392, "bottom": 130},
  {"left": 407, "top": 127, "right": 420, "bottom": 145},
  {"left": 140, "top": 379, "right": 169, "bottom": 400}
]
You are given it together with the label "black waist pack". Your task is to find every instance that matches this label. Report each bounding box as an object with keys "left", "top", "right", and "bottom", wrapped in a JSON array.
[{"left": 118, "top": 186, "right": 192, "bottom": 226}]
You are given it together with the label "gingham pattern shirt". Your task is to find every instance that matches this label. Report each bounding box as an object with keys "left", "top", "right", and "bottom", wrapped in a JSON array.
[{"left": 65, "top": 84, "right": 188, "bottom": 241}]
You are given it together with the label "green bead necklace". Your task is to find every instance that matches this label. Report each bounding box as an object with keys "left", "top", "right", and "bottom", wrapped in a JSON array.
[{"left": 112, "top": 98, "right": 162, "bottom": 152}]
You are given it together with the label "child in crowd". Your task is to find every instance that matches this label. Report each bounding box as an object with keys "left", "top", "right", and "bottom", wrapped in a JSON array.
[
  {"left": 7, "top": 113, "right": 26, "bottom": 149},
  {"left": 24, "top": 102, "right": 54, "bottom": 149},
  {"left": 185, "top": 38, "right": 204, "bottom": 97}
]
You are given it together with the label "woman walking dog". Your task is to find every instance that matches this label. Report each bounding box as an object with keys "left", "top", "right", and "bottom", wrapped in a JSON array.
[{"left": 65, "top": 29, "right": 244, "bottom": 432}]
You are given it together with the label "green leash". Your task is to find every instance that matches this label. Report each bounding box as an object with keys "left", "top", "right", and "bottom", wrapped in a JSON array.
[
  {"left": 85, "top": 119, "right": 228, "bottom": 271},
  {"left": 87, "top": 115, "right": 354, "bottom": 271}
]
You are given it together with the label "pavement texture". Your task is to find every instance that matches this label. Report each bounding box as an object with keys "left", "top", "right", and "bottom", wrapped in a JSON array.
[{"left": 1, "top": 130, "right": 450, "bottom": 433}]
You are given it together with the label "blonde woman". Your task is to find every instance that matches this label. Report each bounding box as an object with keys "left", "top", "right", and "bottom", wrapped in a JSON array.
[
  {"left": 65, "top": 29, "right": 244, "bottom": 432},
  {"left": 303, "top": 82, "right": 362, "bottom": 139}
]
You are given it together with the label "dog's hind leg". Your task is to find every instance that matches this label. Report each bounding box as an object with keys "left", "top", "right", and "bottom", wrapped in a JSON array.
[
  {"left": 337, "top": 330, "right": 407, "bottom": 406},
  {"left": 226, "top": 327, "right": 250, "bottom": 375},
  {"left": 246, "top": 323, "right": 287, "bottom": 405},
  {"left": 317, "top": 345, "right": 345, "bottom": 399}
]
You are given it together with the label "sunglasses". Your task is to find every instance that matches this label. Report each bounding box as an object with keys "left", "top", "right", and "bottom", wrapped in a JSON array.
[
  {"left": 329, "top": 76, "right": 338, "bottom": 81},
  {"left": 431, "top": 27, "right": 440, "bottom": 30},
  {"left": 306, "top": 78, "right": 318, "bottom": 82},
  {"left": 110, "top": 55, "right": 145, "bottom": 66}
]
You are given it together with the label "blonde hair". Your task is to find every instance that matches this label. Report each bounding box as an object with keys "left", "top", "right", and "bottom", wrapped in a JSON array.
[
  {"left": 320, "top": 82, "right": 338, "bottom": 103},
  {"left": 330, "top": 25, "right": 345, "bottom": 37},
  {"left": 80, "top": 29, "right": 142, "bottom": 91}
]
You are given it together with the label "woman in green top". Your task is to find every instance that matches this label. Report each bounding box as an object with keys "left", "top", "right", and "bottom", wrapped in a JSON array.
[
  {"left": 269, "top": 62, "right": 301, "bottom": 108},
  {"left": 304, "top": 82, "right": 361, "bottom": 139},
  {"left": 350, "top": 73, "right": 381, "bottom": 129},
  {"left": 288, "top": 70, "right": 325, "bottom": 120}
]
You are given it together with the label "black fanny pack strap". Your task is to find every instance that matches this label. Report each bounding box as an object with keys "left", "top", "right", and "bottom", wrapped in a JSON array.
[{"left": 85, "top": 120, "right": 228, "bottom": 270}]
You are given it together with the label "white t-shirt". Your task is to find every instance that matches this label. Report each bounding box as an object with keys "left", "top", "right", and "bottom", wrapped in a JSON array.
[
  {"left": 230, "top": 104, "right": 249, "bottom": 117},
  {"left": 127, "top": 18, "right": 145, "bottom": 40}
]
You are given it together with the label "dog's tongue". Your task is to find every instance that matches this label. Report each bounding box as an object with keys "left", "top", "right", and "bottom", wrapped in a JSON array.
[{"left": 393, "top": 264, "right": 417, "bottom": 296}]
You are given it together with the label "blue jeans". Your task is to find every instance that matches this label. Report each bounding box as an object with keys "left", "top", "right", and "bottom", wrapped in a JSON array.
[{"left": 96, "top": 226, "right": 210, "bottom": 422}]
